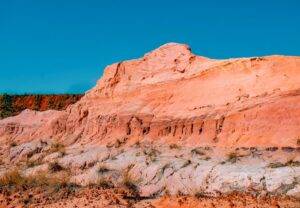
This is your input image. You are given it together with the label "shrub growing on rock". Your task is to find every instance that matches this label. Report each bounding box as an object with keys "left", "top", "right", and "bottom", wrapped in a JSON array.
[
  {"left": 48, "top": 161, "right": 64, "bottom": 173},
  {"left": 227, "top": 152, "right": 239, "bottom": 163}
]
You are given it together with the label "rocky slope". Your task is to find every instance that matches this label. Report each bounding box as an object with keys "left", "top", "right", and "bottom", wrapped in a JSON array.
[
  {"left": 0, "top": 43, "right": 300, "bottom": 147},
  {"left": 0, "top": 94, "right": 83, "bottom": 119},
  {"left": 0, "top": 43, "right": 299, "bottom": 207}
]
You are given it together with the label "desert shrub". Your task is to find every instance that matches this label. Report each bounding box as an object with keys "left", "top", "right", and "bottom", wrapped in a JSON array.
[
  {"left": 122, "top": 170, "right": 139, "bottom": 196},
  {"left": 268, "top": 162, "right": 285, "bottom": 168},
  {"left": 194, "top": 191, "right": 207, "bottom": 198},
  {"left": 286, "top": 159, "right": 300, "bottom": 167},
  {"left": 114, "top": 137, "right": 128, "bottom": 148},
  {"left": 9, "top": 141, "right": 17, "bottom": 147},
  {"left": 48, "top": 161, "right": 64, "bottom": 173},
  {"left": 265, "top": 147, "right": 278, "bottom": 151},
  {"left": 0, "top": 168, "right": 72, "bottom": 189},
  {"left": 0, "top": 169, "right": 25, "bottom": 186},
  {"left": 134, "top": 141, "right": 140, "bottom": 147},
  {"left": 97, "top": 165, "right": 110, "bottom": 174},
  {"left": 26, "top": 158, "right": 43, "bottom": 168},
  {"left": 182, "top": 159, "right": 192, "bottom": 168},
  {"left": 191, "top": 148, "right": 205, "bottom": 156},
  {"left": 227, "top": 152, "right": 239, "bottom": 163},
  {"left": 169, "top": 144, "right": 180, "bottom": 149},
  {"left": 204, "top": 156, "right": 211, "bottom": 161},
  {"left": 144, "top": 148, "right": 160, "bottom": 163},
  {"left": 49, "top": 142, "right": 65, "bottom": 154},
  {"left": 268, "top": 160, "right": 300, "bottom": 168},
  {"left": 0, "top": 94, "right": 13, "bottom": 119},
  {"left": 250, "top": 147, "right": 258, "bottom": 152},
  {"left": 96, "top": 178, "right": 114, "bottom": 189}
]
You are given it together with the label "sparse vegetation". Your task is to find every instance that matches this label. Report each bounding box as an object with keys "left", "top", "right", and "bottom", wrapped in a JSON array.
[
  {"left": 134, "top": 140, "right": 140, "bottom": 147},
  {"left": 26, "top": 158, "right": 43, "bottom": 168},
  {"left": 144, "top": 148, "right": 160, "bottom": 163},
  {"left": 49, "top": 142, "right": 65, "bottom": 154},
  {"left": 0, "top": 94, "right": 13, "bottom": 119},
  {"left": 268, "top": 159, "right": 300, "bottom": 168},
  {"left": 204, "top": 156, "right": 211, "bottom": 161},
  {"left": 169, "top": 143, "right": 180, "bottom": 149},
  {"left": 0, "top": 169, "right": 71, "bottom": 188},
  {"left": 191, "top": 148, "right": 205, "bottom": 156},
  {"left": 194, "top": 191, "right": 207, "bottom": 198},
  {"left": 114, "top": 137, "right": 128, "bottom": 148},
  {"left": 0, "top": 169, "right": 25, "bottom": 186},
  {"left": 97, "top": 165, "right": 110, "bottom": 174},
  {"left": 227, "top": 152, "right": 239, "bottom": 163},
  {"left": 0, "top": 94, "right": 82, "bottom": 119},
  {"left": 182, "top": 159, "right": 192, "bottom": 168},
  {"left": 286, "top": 159, "right": 300, "bottom": 167},
  {"left": 96, "top": 178, "right": 114, "bottom": 189},
  {"left": 10, "top": 141, "right": 17, "bottom": 147},
  {"left": 122, "top": 166, "right": 139, "bottom": 196},
  {"left": 48, "top": 161, "right": 64, "bottom": 173},
  {"left": 265, "top": 147, "right": 278, "bottom": 151},
  {"left": 268, "top": 162, "right": 285, "bottom": 168}
]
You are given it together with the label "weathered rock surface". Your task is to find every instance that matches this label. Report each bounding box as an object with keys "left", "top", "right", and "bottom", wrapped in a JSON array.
[
  {"left": 2, "top": 140, "right": 300, "bottom": 199},
  {"left": 1, "top": 43, "right": 300, "bottom": 148},
  {"left": 0, "top": 43, "right": 300, "bottom": 206}
]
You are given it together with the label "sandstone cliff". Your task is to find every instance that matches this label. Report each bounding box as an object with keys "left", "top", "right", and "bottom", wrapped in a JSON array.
[
  {"left": 0, "top": 43, "right": 300, "bottom": 148},
  {"left": 0, "top": 43, "right": 300, "bottom": 206}
]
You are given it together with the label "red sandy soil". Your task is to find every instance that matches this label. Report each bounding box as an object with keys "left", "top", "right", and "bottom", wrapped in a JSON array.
[{"left": 0, "top": 186, "right": 298, "bottom": 208}]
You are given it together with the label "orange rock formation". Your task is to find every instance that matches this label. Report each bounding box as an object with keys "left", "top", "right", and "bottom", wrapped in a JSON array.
[{"left": 1, "top": 43, "right": 300, "bottom": 148}]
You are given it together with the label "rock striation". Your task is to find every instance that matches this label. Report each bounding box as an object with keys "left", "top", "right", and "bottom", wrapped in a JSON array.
[
  {"left": 1, "top": 43, "right": 300, "bottom": 148},
  {"left": 0, "top": 43, "right": 300, "bottom": 206}
]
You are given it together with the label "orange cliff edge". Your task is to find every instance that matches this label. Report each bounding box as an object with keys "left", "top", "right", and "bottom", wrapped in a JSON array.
[{"left": 1, "top": 43, "right": 300, "bottom": 148}]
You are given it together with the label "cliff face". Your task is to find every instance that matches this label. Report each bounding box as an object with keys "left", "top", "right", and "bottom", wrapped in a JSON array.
[
  {"left": 1, "top": 43, "right": 300, "bottom": 148},
  {"left": 0, "top": 94, "right": 83, "bottom": 119},
  {"left": 1, "top": 43, "right": 300, "bottom": 204}
]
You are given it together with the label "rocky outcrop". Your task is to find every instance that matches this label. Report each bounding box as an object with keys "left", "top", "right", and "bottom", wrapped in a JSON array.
[
  {"left": 3, "top": 140, "right": 300, "bottom": 199},
  {"left": 1, "top": 43, "right": 300, "bottom": 148}
]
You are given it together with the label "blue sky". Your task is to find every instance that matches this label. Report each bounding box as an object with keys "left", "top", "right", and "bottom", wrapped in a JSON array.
[{"left": 1, "top": 0, "right": 300, "bottom": 94}]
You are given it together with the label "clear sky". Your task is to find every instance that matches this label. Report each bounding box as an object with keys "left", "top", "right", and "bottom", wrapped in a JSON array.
[{"left": 1, "top": 0, "right": 300, "bottom": 94}]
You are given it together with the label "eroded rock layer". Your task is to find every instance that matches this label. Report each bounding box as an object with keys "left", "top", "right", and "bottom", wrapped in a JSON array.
[{"left": 1, "top": 43, "right": 300, "bottom": 147}]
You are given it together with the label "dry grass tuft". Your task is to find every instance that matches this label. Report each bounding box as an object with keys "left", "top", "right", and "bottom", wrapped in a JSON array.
[
  {"left": 268, "top": 159, "right": 300, "bottom": 168},
  {"left": 96, "top": 178, "right": 114, "bottom": 189},
  {"left": 0, "top": 169, "right": 25, "bottom": 186},
  {"left": 49, "top": 142, "right": 65, "bottom": 154},
  {"left": 194, "top": 191, "right": 207, "bottom": 199},
  {"left": 26, "top": 158, "right": 43, "bottom": 168},
  {"left": 227, "top": 152, "right": 240, "bottom": 163},
  {"left": 0, "top": 169, "right": 71, "bottom": 188},
  {"left": 97, "top": 165, "right": 110, "bottom": 174},
  {"left": 169, "top": 144, "right": 180, "bottom": 149},
  {"left": 122, "top": 170, "right": 139, "bottom": 196}
]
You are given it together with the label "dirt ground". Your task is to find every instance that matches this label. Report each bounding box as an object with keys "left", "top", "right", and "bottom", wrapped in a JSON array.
[{"left": 0, "top": 186, "right": 299, "bottom": 208}]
